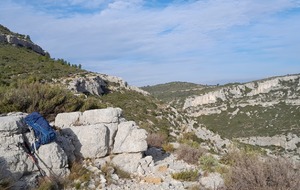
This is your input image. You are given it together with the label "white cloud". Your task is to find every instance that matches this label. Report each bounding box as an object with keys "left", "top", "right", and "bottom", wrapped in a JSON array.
[{"left": 1, "top": 0, "right": 300, "bottom": 86}]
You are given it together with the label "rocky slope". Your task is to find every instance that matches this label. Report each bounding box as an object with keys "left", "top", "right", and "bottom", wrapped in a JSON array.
[{"left": 0, "top": 108, "right": 223, "bottom": 190}]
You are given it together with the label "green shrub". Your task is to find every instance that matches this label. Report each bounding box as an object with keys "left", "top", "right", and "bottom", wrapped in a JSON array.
[
  {"left": 64, "top": 162, "right": 91, "bottom": 188},
  {"left": 171, "top": 169, "right": 199, "bottom": 181},
  {"left": 199, "top": 154, "right": 219, "bottom": 173}
]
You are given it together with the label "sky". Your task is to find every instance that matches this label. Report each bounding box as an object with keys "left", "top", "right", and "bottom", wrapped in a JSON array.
[{"left": 1, "top": 0, "right": 300, "bottom": 87}]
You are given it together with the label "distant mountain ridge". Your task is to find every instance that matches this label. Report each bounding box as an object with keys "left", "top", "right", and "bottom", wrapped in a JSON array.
[{"left": 143, "top": 74, "right": 300, "bottom": 140}]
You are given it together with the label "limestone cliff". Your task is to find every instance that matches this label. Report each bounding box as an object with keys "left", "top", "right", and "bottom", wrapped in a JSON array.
[{"left": 183, "top": 74, "right": 300, "bottom": 116}]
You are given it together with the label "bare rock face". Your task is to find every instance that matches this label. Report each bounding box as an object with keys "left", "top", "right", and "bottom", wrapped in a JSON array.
[{"left": 66, "top": 75, "right": 107, "bottom": 96}]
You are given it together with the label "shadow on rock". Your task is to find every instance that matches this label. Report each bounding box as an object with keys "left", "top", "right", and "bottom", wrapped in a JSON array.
[
  {"left": 57, "top": 128, "right": 83, "bottom": 163},
  {"left": 145, "top": 147, "right": 170, "bottom": 163}
]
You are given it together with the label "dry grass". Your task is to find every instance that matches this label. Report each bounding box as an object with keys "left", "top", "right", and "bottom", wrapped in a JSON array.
[
  {"left": 223, "top": 151, "right": 300, "bottom": 190},
  {"left": 171, "top": 169, "right": 199, "bottom": 181},
  {"left": 162, "top": 143, "right": 175, "bottom": 152},
  {"left": 176, "top": 144, "right": 206, "bottom": 165},
  {"left": 63, "top": 162, "right": 91, "bottom": 189},
  {"left": 146, "top": 133, "right": 167, "bottom": 148}
]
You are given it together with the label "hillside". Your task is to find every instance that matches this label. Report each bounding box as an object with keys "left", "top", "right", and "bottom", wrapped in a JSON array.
[
  {"left": 144, "top": 75, "right": 300, "bottom": 149},
  {"left": 0, "top": 25, "right": 187, "bottom": 138}
]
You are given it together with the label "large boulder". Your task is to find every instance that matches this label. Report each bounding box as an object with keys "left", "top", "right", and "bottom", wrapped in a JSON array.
[
  {"left": 55, "top": 108, "right": 122, "bottom": 148},
  {"left": 113, "top": 121, "right": 148, "bottom": 154},
  {"left": 37, "top": 143, "right": 69, "bottom": 176},
  {"left": 60, "top": 124, "right": 109, "bottom": 159},
  {"left": 55, "top": 108, "right": 148, "bottom": 161},
  {"left": 54, "top": 111, "right": 81, "bottom": 129}
]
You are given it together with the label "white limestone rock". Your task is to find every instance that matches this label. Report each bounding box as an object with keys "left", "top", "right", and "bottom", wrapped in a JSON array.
[
  {"left": 61, "top": 124, "right": 109, "bottom": 158},
  {"left": 66, "top": 75, "right": 107, "bottom": 96},
  {"left": 113, "top": 121, "right": 148, "bottom": 154},
  {"left": 54, "top": 112, "right": 81, "bottom": 129},
  {"left": 200, "top": 172, "right": 224, "bottom": 190},
  {"left": 80, "top": 108, "right": 122, "bottom": 125},
  {"left": 111, "top": 153, "right": 143, "bottom": 174},
  {"left": 36, "top": 143, "right": 69, "bottom": 176},
  {"left": 0, "top": 114, "right": 27, "bottom": 135}
]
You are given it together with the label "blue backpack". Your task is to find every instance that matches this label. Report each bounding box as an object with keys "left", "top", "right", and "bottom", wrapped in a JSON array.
[{"left": 24, "top": 112, "right": 56, "bottom": 152}]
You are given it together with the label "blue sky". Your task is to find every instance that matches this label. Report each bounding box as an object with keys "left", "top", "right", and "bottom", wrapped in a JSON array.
[{"left": 1, "top": 0, "right": 300, "bottom": 87}]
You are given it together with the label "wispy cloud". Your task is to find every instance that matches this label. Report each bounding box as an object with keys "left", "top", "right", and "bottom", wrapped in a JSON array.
[{"left": 1, "top": 0, "right": 300, "bottom": 86}]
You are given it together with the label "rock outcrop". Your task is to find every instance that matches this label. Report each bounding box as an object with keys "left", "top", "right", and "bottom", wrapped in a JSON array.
[
  {"left": 61, "top": 72, "right": 150, "bottom": 96},
  {"left": 0, "top": 33, "right": 47, "bottom": 55}
]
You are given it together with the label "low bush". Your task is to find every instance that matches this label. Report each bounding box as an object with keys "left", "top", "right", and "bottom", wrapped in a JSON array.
[
  {"left": 146, "top": 133, "right": 167, "bottom": 148},
  {"left": 171, "top": 169, "right": 199, "bottom": 181},
  {"left": 65, "top": 162, "right": 91, "bottom": 189},
  {"left": 162, "top": 143, "right": 175, "bottom": 152},
  {"left": 176, "top": 144, "right": 206, "bottom": 165},
  {"left": 0, "top": 161, "right": 12, "bottom": 190},
  {"left": 178, "top": 132, "right": 203, "bottom": 148},
  {"left": 0, "top": 179, "right": 11, "bottom": 190},
  {"left": 0, "top": 82, "right": 103, "bottom": 120},
  {"left": 223, "top": 151, "right": 300, "bottom": 190}
]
